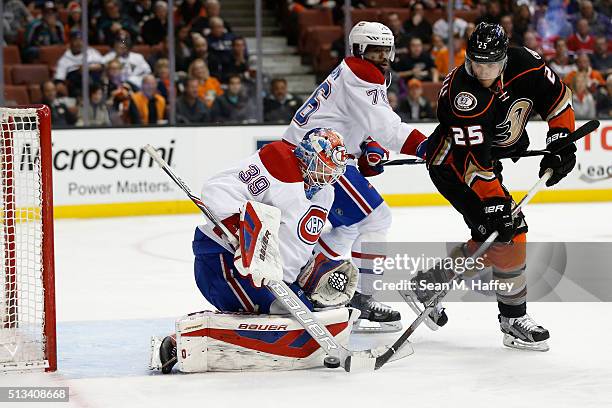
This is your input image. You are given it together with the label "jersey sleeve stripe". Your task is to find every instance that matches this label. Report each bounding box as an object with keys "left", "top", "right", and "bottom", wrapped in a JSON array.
[{"left": 503, "top": 63, "right": 545, "bottom": 87}]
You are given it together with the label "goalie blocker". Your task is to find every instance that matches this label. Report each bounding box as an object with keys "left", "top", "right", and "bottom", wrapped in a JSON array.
[{"left": 150, "top": 308, "right": 358, "bottom": 372}]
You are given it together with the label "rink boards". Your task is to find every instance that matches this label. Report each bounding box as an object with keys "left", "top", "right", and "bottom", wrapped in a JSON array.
[{"left": 49, "top": 120, "right": 612, "bottom": 218}]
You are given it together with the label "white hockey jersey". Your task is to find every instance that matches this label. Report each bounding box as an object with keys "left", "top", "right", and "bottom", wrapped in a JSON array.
[
  {"left": 200, "top": 141, "right": 334, "bottom": 283},
  {"left": 283, "top": 57, "right": 426, "bottom": 158}
]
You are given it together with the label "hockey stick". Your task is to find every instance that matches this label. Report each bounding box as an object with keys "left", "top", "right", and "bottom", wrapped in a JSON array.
[
  {"left": 374, "top": 168, "right": 553, "bottom": 370},
  {"left": 143, "top": 144, "right": 395, "bottom": 372},
  {"left": 381, "top": 120, "right": 600, "bottom": 167}
]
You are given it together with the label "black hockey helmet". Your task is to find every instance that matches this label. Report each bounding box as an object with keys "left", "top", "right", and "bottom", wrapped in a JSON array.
[{"left": 466, "top": 22, "right": 509, "bottom": 63}]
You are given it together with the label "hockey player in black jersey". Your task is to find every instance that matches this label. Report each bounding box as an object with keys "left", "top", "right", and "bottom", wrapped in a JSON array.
[{"left": 413, "top": 23, "right": 577, "bottom": 351}]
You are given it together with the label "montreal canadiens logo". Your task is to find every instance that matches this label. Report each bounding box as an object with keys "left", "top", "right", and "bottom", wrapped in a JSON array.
[
  {"left": 454, "top": 92, "right": 477, "bottom": 111},
  {"left": 298, "top": 206, "right": 328, "bottom": 245}
]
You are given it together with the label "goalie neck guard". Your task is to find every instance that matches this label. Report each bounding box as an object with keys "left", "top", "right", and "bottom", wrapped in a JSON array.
[{"left": 294, "top": 128, "right": 348, "bottom": 199}]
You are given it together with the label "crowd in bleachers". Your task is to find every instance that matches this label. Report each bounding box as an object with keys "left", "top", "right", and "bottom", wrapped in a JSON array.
[
  {"left": 282, "top": 0, "right": 611, "bottom": 120},
  {"left": 2, "top": 0, "right": 305, "bottom": 126},
  {"left": 1, "top": 0, "right": 611, "bottom": 127}
]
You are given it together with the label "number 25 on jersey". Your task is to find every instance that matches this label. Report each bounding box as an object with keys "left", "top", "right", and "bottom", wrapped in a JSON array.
[{"left": 452, "top": 125, "right": 484, "bottom": 146}]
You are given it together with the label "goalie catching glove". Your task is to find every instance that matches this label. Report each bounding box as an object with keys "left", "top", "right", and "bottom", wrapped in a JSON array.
[
  {"left": 297, "top": 253, "right": 358, "bottom": 308},
  {"left": 234, "top": 201, "right": 283, "bottom": 287}
]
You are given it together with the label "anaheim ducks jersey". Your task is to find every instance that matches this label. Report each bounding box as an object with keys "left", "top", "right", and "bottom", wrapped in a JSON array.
[{"left": 428, "top": 46, "right": 575, "bottom": 200}]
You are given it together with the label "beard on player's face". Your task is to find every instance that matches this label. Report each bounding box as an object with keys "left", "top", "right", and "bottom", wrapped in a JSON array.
[{"left": 364, "top": 45, "right": 392, "bottom": 73}]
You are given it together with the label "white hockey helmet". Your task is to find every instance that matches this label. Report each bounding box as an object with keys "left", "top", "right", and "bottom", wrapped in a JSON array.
[{"left": 349, "top": 21, "right": 396, "bottom": 62}]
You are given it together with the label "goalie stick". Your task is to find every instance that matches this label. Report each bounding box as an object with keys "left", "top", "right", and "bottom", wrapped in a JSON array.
[
  {"left": 374, "top": 168, "right": 553, "bottom": 370},
  {"left": 143, "top": 144, "right": 405, "bottom": 373},
  {"left": 381, "top": 120, "right": 600, "bottom": 167}
]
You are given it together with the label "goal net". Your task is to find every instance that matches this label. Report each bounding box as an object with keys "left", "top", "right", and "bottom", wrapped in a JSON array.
[{"left": 0, "top": 106, "right": 56, "bottom": 372}]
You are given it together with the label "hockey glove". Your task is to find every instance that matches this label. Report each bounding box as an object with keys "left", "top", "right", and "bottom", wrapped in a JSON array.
[
  {"left": 358, "top": 139, "right": 389, "bottom": 177},
  {"left": 539, "top": 128, "right": 577, "bottom": 187},
  {"left": 297, "top": 253, "right": 358, "bottom": 308},
  {"left": 482, "top": 197, "right": 515, "bottom": 242}
]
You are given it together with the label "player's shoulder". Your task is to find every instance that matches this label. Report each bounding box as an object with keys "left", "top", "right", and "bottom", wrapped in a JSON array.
[
  {"left": 258, "top": 141, "right": 303, "bottom": 183},
  {"left": 504, "top": 46, "right": 546, "bottom": 82},
  {"left": 441, "top": 66, "right": 494, "bottom": 119},
  {"left": 343, "top": 57, "right": 385, "bottom": 85}
]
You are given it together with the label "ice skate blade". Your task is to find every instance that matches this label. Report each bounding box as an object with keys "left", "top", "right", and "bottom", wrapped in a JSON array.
[
  {"left": 503, "top": 334, "right": 550, "bottom": 352},
  {"left": 398, "top": 290, "right": 440, "bottom": 331},
  {"left": 352, "top": 319, "right": 402, "bottom": 334}
]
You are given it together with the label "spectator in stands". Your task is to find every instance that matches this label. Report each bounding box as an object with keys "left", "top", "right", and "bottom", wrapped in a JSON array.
[
  {"left": 387, "top": 91, "right": 409, "bottom": 122},
  {"left": 264, "top": 78, "right": 303, "bottom": 124},
  {"left": 397, "top": 79, "right": 434, "bottom": 121},
  {"left": 97, "top": 0, "right": 139, "bottom": 46},
  {"left": 571, "top": 72, "right": 597, "bottom": 119},
  {"left": 218, "top": 37, "right": 249, "bottom": 82},
  {"left": 188, "top": 58, "right": 223, "bottom": 108},
  {"left": 64, "top": 1, "right": 82, "bottom": 40},
  {"left": 523, "top": 30, "right": 544, "bottom": 57},
  {"left": 192, "top": 0, "right": 232, "bottom": 37},
  {"left": 177, "top": 77, "right": 211, "bottom": 124},
  {"left": 101, "top": 58, "right": 138, "bottom": 125},
  {"left": 188, "top": 34, "right": 210, "bottom": 70},
  {"left": 477, "top": 0, "right": 503, "bottom": 25},
  {"left": 595, "top": 75, "right": 611, "bottom": 118},
  {"left": 102, "top": 31, "right": 152, "bottom": 89},
  {"left": 211, "top": 74, "right": 257, "bottom": 123},
  {"left": 24, "top": 2, "right": 65, "bottom": 62},
  {"left": 154, "top": 58, "right": 171, "bottom": 101},
  {"left": 392, "top": 37, "right": 439, "bottom": 82},
  {"left": 142, "top": 1, "right": 168, "bottom": 46},
  {"left": 565, "top": 53, "right": 606, "bottom": 91},
  {"left": 243, "top": 55, "right": 271, "bottom": 99},
  {"left": 177, "top": 0, "right": 206, "bottom": 26},
  {"left": 512, "top": 3, "right": 533, "bottom": 45},
  {"left": 207, "top": 17, "right": 235, "bottom": 62},
  {"left": 434, "top": 34, "right": 466, "bottom": 79},
  {"left": 549, "top": 38, "right": 577, "bottom": 79},
  {"left": 567, "top": 18, "right": 596, "bottom": 55},
  {"left": 129, "top": 74, "right": 166, "bottom": 125},
  {"left": 3, "top": 0, "right": 32, "bottom": 45},
  {"left": 175, "top": 24, "right": 194, "bottom": 72},
  {"left": 128, "top": 0, "right": 154, "bottom": 25},
  {"left": 433, "top": 16, "right": 468, "bottom": 43},
  {"left": 41, "top": 80, "right": 78, "bottom": 126},
  {"left": 77, "top": 84, "right": 112, "bottom": 126},
  {"left": 54, "top": 29, "right": 105, "bottom": 98},
  {"left": 589, "top": 36, "right": 612, "bottom": 77},
  {"left": 386, "top": 13, "right": 410, "bottom": 60},
  {"left": 573, "top": 0, "right": 610, "bottom": 38},
  {"left": 403, "top": 2, "right": 433, "bottom": 46},
  {"left": 500, "top": 14, "right": 519, "bottom": 46}
]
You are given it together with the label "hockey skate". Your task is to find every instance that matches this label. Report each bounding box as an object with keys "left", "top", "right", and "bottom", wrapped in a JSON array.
[
  {"left": 350, "top": 291, "right": 402, "bottom": 333},
  {"left": 399, "top": 268, "right": 450, "bottom": 331},
  {"left": 155, "top": 335, "right": 178, "bottom": 373},
  {"left": 499, "top": 314, "right": 550, "bottom": 352}
]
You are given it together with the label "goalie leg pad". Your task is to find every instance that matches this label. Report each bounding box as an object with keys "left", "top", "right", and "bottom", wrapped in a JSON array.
[{"left": 174, "top": 308, "right": 358, "bottom": 372}]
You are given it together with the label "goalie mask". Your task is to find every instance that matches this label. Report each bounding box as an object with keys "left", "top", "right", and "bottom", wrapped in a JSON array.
[{"left": 294, "top": 128, "right": 348, "bottom": 199}]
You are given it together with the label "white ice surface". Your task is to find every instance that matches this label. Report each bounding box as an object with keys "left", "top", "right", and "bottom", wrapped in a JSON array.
[{"left": 1, "top": 203, "right": 611, "bottom": 408}]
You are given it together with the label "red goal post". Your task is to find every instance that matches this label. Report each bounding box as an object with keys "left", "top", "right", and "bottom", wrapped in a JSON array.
[{"left": 0, "top": 105, "right": 56, "bottom": 372}]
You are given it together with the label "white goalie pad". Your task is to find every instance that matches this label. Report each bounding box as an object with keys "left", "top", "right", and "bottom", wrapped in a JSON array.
[{"left": 165, "top": 308, "right": 358, "bottom": 372}]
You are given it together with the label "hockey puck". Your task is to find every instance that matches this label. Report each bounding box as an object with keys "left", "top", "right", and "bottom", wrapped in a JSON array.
[{"left": 323, "top": 356, "right": 340, "bottom": 369}]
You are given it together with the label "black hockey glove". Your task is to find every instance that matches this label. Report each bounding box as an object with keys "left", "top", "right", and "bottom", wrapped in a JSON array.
[
  {"left": 539, "top": 128, "right": 577, "bottom": 187},
  {"left": 482, "top": 197, "right": 515, "bottom": 242}
]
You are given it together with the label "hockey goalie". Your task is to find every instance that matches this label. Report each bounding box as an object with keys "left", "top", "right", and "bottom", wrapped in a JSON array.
[{"left": 150, "top": 128, "right": 365, "bottom": 373}]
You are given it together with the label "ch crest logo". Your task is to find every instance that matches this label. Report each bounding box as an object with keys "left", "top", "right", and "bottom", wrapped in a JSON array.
[{"left": 298, "top": 206, "right": 328, "bottom": 244}]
